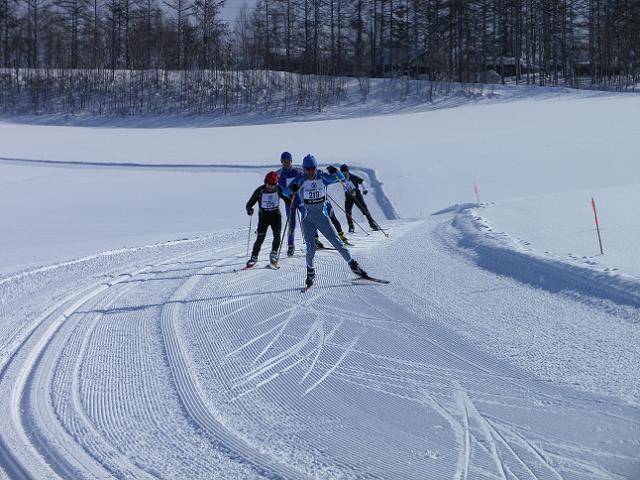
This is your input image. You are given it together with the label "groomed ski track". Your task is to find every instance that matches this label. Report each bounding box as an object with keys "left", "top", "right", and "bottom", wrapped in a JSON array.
[{"left": 0, "top": 212, "right": 638, "bottom": 478}]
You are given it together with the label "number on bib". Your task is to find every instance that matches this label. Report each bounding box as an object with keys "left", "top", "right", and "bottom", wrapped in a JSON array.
[
  {"left": 303, "top": 180, "right": 325, "bottom": 203},
  {"left": 344, "top": 180, "right": 356, "bottom": 192},
  {"left": 261, "top": 192, "right": 279, "bottom": 210}
]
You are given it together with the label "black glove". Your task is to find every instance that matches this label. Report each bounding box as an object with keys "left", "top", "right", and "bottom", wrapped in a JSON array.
[
  {"left": 363, "top": 189, "right": 368, "bottom": 195},
  {"left": 290, "top": 183, "right": 300, "bottom": 193},
  {"left": 327, "top": 165, "right": 338, "bottom": 175},
  {"left": 247, "top": 207, "right": 254, "bottom": 216}
]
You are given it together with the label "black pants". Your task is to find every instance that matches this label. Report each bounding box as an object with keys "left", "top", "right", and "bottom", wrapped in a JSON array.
[
  {"left": 345, "top": 190, "right": 376, "bottom": 229},
  {"left": 252, "top": 211, "right": 282, "bottom": 258},
  {"left": 329, "top": 208, "right": 344, "bottom": 234}
]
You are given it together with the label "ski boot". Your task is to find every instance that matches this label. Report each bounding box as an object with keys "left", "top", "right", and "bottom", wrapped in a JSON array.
[
  {"left": 338, "top": 231, "right": 350, "bottom": 244},
  {"left": 287, "top": 244, "right": 295, "bottom": 257},
  {"left": 246, "top": 256, "right": 258, "bottom": 268},
  {"left": 269, "top": 251, "right": 278, "bottom": 267},
  {"left": 370, "top": 223, "right": 380, "bottom": 231},
  {"left": 348, "top": 259, "right": 367, "bottom": 278},
  {"left": 348, "top": 226, "right": 355, "bottom": 234},
  {"left": 306, "top": 267, "right": 316, "bottom": 287}
]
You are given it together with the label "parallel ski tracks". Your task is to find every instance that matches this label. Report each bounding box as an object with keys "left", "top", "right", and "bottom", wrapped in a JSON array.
[
  {"left": 1, "top": 219, "right": 637, "bottom": 479},
  {"left": 0, "top": 238, "right": 262, "bottom": 479},
  {"left": 0, "top": 249, "right": 199, "bottom": 479}
]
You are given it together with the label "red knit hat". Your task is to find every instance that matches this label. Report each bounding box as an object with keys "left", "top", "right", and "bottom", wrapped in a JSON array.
[{"left": 265, "top": 171, "right": 279, "bottom": 185}]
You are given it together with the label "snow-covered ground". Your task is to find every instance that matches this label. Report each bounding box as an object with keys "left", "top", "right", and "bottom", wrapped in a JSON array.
[
  {"left": 1, "top": 86, "right": 639, "bottom": 479},
  {"left": 480, "top": 184, "right": 640, "bottom": 277}
]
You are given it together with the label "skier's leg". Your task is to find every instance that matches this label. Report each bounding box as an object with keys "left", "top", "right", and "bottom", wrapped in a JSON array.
[
  {"left": 355, "top": 191, "right": 377, "bottom": 228},
  {"left": 345, "top": 196, "right": 355, "bottom": 231},
  {"left": 314, "top": 214, "right": 352, "bottom": 263},
  {"left": 251, "top": 215, "right": 268, "bottom": 258},
  {"left": 329, "top": 207, "right": 349, "bottom": 242},
  {"left": 271, "top": 213, "right": 282, "bottom": 253},
  {"left": 302, "top": 218, "right": 318, "bottom": 268},
  {"left": 329, "top": 208, "right": 344, "bottom": 234}
]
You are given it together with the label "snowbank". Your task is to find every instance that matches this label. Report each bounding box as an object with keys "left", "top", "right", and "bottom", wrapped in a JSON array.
[{"left": 445, "top": 203, "right": 640, "bottom": 312}]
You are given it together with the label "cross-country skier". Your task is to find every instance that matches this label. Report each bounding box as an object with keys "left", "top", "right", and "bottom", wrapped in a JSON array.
[
  {"left": 245, "top": 171, "right": 290, "bottom": 268},
  {"left": 277, "top": 151, "right": 300, "bottom": 256},
  {"left": 286, "top": 155, "right": 368, "bottom": 288},
  {"left": 338, "top": 164, "right": 380, "bottom": 232},
  {"left": 280, "top": 152, "right": 349, "bottom": 250}
]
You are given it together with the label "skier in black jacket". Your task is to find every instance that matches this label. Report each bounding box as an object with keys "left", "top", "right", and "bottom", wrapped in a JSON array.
[
  {"left": 245, "top": 171, "right": 290, "bottom": 268},
  {"left": 339, "top": 164, "right": 379, "bottom": 232}
]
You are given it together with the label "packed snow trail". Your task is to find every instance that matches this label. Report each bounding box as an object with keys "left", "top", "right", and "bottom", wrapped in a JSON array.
[{"left": 1, "top": 212, "right": 638, "bottom": 479}]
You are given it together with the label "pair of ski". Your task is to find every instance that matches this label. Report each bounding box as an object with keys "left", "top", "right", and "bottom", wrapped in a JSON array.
[
  {"left": 237, "top": 262, "right": 279, "bottom": 272},
  {"left": 239, "top": 245, "right": 341, "bottom": 272},
  {"left": 301, "top": 274, "right": 390, "bottom": 293}
]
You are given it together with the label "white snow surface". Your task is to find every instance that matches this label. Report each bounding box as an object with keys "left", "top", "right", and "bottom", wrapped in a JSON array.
[
  {"left": 1, "top": 86, "right": 639, "bottom": 479},
  {"left": 480, "top": 184, "right": 640, "bottom": 277}
]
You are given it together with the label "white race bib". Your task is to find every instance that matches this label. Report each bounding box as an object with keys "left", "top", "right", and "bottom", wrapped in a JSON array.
[
  {"left": 303, "top": 179, "right": 325, "bottom": 203},
  {"left": 344, "top": 180, "right": 356, "bottom": 192},
  {"left": 261, "top": 192, "right": 279, "bottom": 210}
]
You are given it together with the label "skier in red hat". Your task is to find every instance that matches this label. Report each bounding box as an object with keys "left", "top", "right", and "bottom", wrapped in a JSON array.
[{"left": 245, "top": 171, "right": 290, "bottom": 268}]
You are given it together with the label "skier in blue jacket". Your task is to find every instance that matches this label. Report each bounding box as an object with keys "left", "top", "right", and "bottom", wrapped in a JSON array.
[
  {"left": 277, "top": 151, "right": 301, "bottom": 256},
  {"left": 279, "top": 151, "right": 350, "bottom": 253},
  {"left": 286, "top": 154, "right": 367, "bottom": 287}
]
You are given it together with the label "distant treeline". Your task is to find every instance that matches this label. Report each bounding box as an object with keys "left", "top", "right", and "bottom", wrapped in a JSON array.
[
  {"left": 0, "top": 0, "right": 637, "bottom": 111},
  {"left": 0, "top": 68, "right": 501, "bottom": 116}
]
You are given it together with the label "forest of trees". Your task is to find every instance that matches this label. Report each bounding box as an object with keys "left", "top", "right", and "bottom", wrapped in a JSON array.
[{"left": 0, "top": 0, "right": 638, "bottom": 114}]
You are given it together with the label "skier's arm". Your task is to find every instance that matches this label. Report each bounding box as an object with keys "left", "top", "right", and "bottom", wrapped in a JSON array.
[
  {"left": 277, "top": 169, "right": 287, "bottom": 190},
  {"left": 245, "top": 187, "right": 261, "bottom": 214},
  {"left": 320, "top": 171, "right": 345, "bottom": 185},
  {"left": 282, "top": 174, "right": 304, "bottom": 197},
  {"left": 351, "top": 174, "right": 368, "bottom": 194},
  {"left": 277, "top": 186, "right": 291, "bottom": 205}
]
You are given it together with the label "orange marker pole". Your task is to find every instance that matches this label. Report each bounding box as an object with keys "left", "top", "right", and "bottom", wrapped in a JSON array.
[{"left": 591, "top": 198, "right": 604, "bottom": 255}]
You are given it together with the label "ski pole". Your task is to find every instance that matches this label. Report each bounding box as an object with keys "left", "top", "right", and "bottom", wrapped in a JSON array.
[
  {"left": 326, "top": 192, "right": 370, "bottom": 236},
  {"left": 297, "top": 209, "right": 308, "bottom": 245},
  {"left": 341, "top": 184, "right": 389, "bottom": 238},
  {"left": 275, "top": 201, "right": 294, "bottom": 263},
  {"left": 330, "top": 171, "right": 387, "bottom": 237},
  {"left": 246, "top": 213, "right": 253, "bottom": 260}
]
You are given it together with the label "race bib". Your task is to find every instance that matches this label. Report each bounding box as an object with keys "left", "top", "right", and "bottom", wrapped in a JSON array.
[
  {"left": 344, "top": 180, "right": 356, "bottom": 192},
  {"left": 303, "top": 179, "right": 325, "bottom": 203},
  {"left": 260, "top": 192, "right": 280, "bottom": 210}
]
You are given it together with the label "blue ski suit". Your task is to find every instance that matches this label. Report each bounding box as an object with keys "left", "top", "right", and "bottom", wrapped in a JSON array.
[
  {"left": 285, "top": 171, "right": 352, "bottom": 268},
  {"left": 278, "top": 166, "right": 301, "bottom": 246}
]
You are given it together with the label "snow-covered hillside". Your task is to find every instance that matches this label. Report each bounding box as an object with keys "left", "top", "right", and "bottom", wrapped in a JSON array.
[{"left": 1, "top": 87, "right": 639, "bottom": 479}]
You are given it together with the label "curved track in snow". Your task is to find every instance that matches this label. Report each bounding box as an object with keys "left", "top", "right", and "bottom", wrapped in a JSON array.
[
  {"left": 1, "top": 211, "right": 638, "bottom": 478},
  {"left": 0, "top": 156, "right": 400, "bottom": 221}
]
